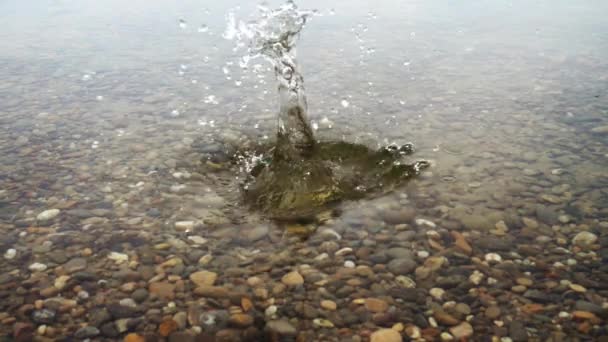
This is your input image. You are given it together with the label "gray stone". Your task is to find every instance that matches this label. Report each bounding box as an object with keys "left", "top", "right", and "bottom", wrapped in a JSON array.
[
  {"left": 64, "top": 258, "right": 87, "bottom": 274},
  {"left": 131, "top": 288, "right": 149, "bottom": 303},
  {"left": 74, "top": 326, "right": 100, "bottom": 339},
  {"left": 89, "top": 308, "right": 112, "bottom": 327},
  {"left": 107, "top": 303, "right": 139, "bottom": 319},
  {"left": 387, "top": 257, "right": 417, "bottom": 275},
  {"left": 536, "top": 206, "right": 558, "bottom": 225},
  {"left": 244, "top": 225, "right": 269, "bottom": 242},
  {"left": 386, "top": 247, "right": 414, "bottom": 260},
  {"left": 381, "top": 208, "right": 416, "bottom": 224}
]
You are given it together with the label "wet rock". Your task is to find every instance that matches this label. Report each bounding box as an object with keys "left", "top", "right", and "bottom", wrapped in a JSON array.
[
  {"left": 370, "top": 328, "right": 402, "bottom": 342},
  {"left": 321, "top": 300, "right": 337, "bottom": 311},
  {"left": 387, "top": 258, "right": 416, "bottom": 275},
  {"left": 169, "top": 332, "right": 196, "bottom": 342},
  {"left": 159, "top": 319, "right": 178, "bottom": 337},
  {"left": 63, "top": 257, "right": 87, "bottom": 274},
  {"left": 74, "top": 326, "right": 100, "bottom": 339},
  {"left": 591, "top": 125, "right": 608, "bottom": 134},
  {"left": 523, "top": 290, "right": 553, "bottom": 303},
  {"left": 31, "top": 309, "right": 55, "bottom": 324},
  {"left": 100, "top": 322, "right": 119, "bottom": 338},
  {"left": 386, "top": 248, "right": 414, "bottom": 260}
]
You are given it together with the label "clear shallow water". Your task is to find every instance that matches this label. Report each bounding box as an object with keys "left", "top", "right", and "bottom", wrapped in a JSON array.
[{"left": 1, "top": 0, "right": 608, "bottom": 340}]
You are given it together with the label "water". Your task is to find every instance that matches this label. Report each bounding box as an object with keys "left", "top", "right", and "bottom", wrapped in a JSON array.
[{"left": 1, "top": 0, "right": 608, "bottom": 340}]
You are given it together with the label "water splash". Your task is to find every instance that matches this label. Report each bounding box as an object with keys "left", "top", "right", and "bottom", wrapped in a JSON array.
[{"left": 224, "top": 0, "right": 318, "bottom": 157}]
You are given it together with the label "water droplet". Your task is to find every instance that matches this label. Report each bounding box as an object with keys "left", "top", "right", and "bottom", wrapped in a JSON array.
[
  {"left": 329, "top": 8, "right": 335, "bottom": 15},
  {"left": 235, "top": 80, "right": 242, "bottom": 86},
  {"left": 222, "top": 67, "right": 230, "bottom": 74},
  {"left": 198, "top": 24, "right": 209, "bottom": 33},
  {"left": 82, "top": 74, "right": 92, "bottom": 81},
  {"left": 403, "top": 61, "right": 411, "bottom": 66},
  {"left": 399, "top": 100, "right": 406, "bottom": 105},
  {"left": 170, "top": 109, "right": 180, "bottom": 117},
  {"left": 410, "top": 32, "right": 416, "bottom": 37},
  {"left": 179, "top": 19, "right": 187, "bottom": 29},
  {"left": 96, "top": 95, "right": 104, "bottom": 101},
  {"left": 191, "top": 79, "right": 198, "bottom": 84},
  {"left": 341, "top": 99, "right": 350, "bottom": 108}
]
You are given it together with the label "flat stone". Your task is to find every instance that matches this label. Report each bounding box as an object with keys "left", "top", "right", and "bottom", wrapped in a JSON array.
[
  {"left": 190, "top": 271, "right": 217, "bottom": 287},
  {"left": 321, "top": 300, "right": 337, "bottom": 311},
  {"left": 387, "top": 258, "right": 417, "bottom": 275},
  {"left": 63, "top": 258, "right": 87, "bottom": 274},
  {"left": 591, "top": 125, "right": 608, "bottom": 134},
  {"left": 74, "top": 326, "right": 100, "bottom": 339},
  {"left": 193, "top": 285, "right": 232, "bottom": 298},
  {"left": 572, "top": 231, "right": 598, "bottom": 247},
  {"left": 37, "top": 209, "right": 60, "bottom": 221},
  {"left": 370, "top": 328, "right": 403, "bottom": 342},
  {"left": 485, "top": 306, "right": 501, "bottom": 319},
  {"left": 244, "top": 225, "right": 269, "bottom": 241},
  {"left": 148, "top": 282, "right": 175, "bottom": 300},
  {"left": 229, "top": 313, "right": 254, "bottom": 327},
  {"left": 265, "top": 320, "right": 297, "bottom": 335},
  {"left": 281, "top": 271, "right": 304, "bottom": 286},
  {"left": 31, "top": 309, "right": 55, "bottom": 324},
  {"left": 382, "top": 208, "right": 416, "bottom": 224},
  {"left": 449, "top": 322, "right": 473, "bottom": 339},
  {"left": 107, "top": 303, "right": 138, "bottom": 319},
  {"left": 365, "top": 298, "right": 389, "bottom": 313}
]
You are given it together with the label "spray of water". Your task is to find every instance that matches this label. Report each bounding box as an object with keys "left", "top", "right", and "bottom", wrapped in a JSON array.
[{"left": 224, "top": 1, "right": 318, "bottom": 158}]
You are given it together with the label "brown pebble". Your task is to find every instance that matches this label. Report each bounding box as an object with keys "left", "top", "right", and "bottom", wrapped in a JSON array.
[
  {"left": 365, "top": 298, "right": 389, "bottom": 313},
  {"left": 158, "top": 319, "right": 178, "bottom": 337}
]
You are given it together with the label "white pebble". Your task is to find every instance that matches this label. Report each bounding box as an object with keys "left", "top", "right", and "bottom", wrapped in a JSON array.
[
  {"left": 485, "top": 253, "right": 502, "bottom": 263},
  {"left": 417, "top": 250, "right": 430, "bottom": 259},
  {"left": 4, "top": 248, "right": 16, "bottom": 260},
  {"left": 37, "top": 209, "right": 60, "bottom": 221},
  {"left": 265, "top": 305, "right": 277, "bottom": 317},
  {"left": 558, "top": 311, "right": 570, "bottom": 319},
  {"left": 175, "top": 221, "right": 195, "bottom": 230},
  {"left": 487, "top": 277, "right": 497, "bottom": 285},
  {"left": 78, "top": 290, "right": 89, "bottom": 299},
  {"left": 335, "top": 247, "right": 353, "bottom": 256},
  {"left": 29, "top": 262, "right": 47, "bottom": 272},
  {"left": 107, "top": 251, "right": 129, "bottom": 264},
  {"left": 187, "top": 236, "right": 208, "bottom": 245},
  {"left": 440, "top": 332, "right": 454, "bottom": 341},
  {"left": 429, "top": 287, "right": 445, "bottom": 301},
  {"left": 344, "top": 260, "right": 355, "bottom": 268},
  {"left": 469, "top": 270, "right": 484, "bottom": 285},
  {"left": 416, "top": 218, "right": 436, "bottom": 228}
]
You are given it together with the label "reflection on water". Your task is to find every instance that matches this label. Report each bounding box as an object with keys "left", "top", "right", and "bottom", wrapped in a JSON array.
[{"left": 1, "top": 0, "right": 608, "bottom": 340}]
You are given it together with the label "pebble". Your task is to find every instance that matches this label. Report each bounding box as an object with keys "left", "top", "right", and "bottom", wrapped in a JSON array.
[
  {"left": 190, "top": 271, "right": 218, "bottom": 287},
  {"left": 365, "top": 298, "right": 389, "bottom": 312},
  {"left": 370, "top": 328, "right": 403, "bottom": 342},
  {"left": 484, "top": 253, "right": 502, "bottom": 263},
  {"left": 175, "top": 221, "right": 195, "bottom": 231},
  {"left": 54, "top": 275, "right": 71, "bottom": 290},
  {"left": 321, "top": 300, "right": 337, "bottom": 311},
  {"left": 108, "top": 252, "right": 129, "bottom": 264},
  {"left": 265, "top": 319, "right": 297, "bottom": 335},
  {"left": 387, "top": 257, "right": 417, "bottom": 275},
  {"left": 74, "top": 326, "right": 100, "bottom": 338},
  {"left": 572, "top": 231, "right": 598, "bottom": 247},
  {"left": 29, "top": 262, "right": 47, "bottom": 272},
  {"left": 4, "top": 248, "right": 16, "bottom": 260},
  {"left": 430, "top": 288, "right": 445, "bottom": 301},
  {"left": 37, "top": 209, "right": 60, "bottom": 221},
  {"left": 449, "top": 322, "right": 473, "bottom": 339},
  {"left": 344, "top": 260, "right": 355, "bottom": 268},
  {"left": 281, "top": 271, "right": 304, "bottom": 286}
]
